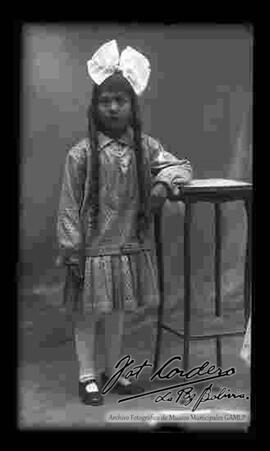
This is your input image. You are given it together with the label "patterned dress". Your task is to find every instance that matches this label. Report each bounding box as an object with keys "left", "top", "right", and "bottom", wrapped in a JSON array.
[{"left": 57, "top": 128, "right": 192, "bottom": 315}]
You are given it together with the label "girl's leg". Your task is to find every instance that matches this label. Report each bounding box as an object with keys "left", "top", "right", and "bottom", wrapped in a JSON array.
[
  {"left": 104, "top": 310, "right": 125, "bottom": 378},
  {"left": 74, "top": 312, "right": 99, "bottom": 381},
  {"left": 103, "top": 311, "right": 143, "bottom": 392}
]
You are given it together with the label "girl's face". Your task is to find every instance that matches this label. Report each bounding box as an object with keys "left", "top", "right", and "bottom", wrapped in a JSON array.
[{"left": 96, "top": 90, "right": 132, "bottom": 136}]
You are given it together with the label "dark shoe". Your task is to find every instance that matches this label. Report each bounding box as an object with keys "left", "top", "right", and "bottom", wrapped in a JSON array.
[
  {"left": 101, "top": 372, "right": 144, "bottom": 395},
  {"left": 79, "top": 379, "right": 103, "bottom": 405}
]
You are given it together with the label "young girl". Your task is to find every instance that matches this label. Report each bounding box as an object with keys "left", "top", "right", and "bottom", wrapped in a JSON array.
[{"left": 56, "top": 40, "right": 193, "bottom": 406}]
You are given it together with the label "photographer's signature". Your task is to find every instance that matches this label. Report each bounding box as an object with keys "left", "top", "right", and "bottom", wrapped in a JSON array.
[{"left": 101, "top": 355, "right": 249, "bottom": 411}]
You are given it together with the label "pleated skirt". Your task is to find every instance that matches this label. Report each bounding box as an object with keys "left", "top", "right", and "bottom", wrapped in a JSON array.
[{"left": 64, "top": 250, "right": 160, "bottom": 316}]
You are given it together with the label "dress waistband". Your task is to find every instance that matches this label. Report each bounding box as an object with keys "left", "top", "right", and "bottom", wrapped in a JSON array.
[{"left": 84, "top": 243, "right": 153, "bottom": 257}]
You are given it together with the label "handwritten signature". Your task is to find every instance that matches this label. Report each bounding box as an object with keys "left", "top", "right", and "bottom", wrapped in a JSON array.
[
  {"left": 101, "top": 355, "right": 249, "bottom": 411},
  {"left": 154, "top": 383, "right": 249, "bottom": 411}
]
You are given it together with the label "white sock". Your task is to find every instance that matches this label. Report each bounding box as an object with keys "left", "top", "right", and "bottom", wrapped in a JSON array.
[{"left": 80, "top": 373, "right": 96, "bottom": 383}]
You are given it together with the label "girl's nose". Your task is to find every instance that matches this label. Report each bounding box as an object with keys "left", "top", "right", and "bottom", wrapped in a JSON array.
[{"left": 109, "top": 101, "right": 119, "bottom": 113}]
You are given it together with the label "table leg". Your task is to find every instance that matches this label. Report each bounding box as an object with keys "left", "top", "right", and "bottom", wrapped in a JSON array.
[
  {"left": 153, "top": 210, "right": 165, "bottom": 374},
  {"left": 214, "top": 202, "right": 222, "bottom": 368},
  {"left": 244, "top": 198, "right": 252, "bottom": 327},
  {"left": 184, "top": 201, "right": 192, "bottom": 370}
]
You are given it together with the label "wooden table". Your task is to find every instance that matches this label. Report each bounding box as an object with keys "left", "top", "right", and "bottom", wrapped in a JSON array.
[{"left": 153, "top": 178, "right": 252, "bottom": 371}]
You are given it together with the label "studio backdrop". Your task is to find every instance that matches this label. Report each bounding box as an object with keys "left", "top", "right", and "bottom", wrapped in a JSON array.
[{"left": 20, "top": 24, "right": 252, "bottom": 313}]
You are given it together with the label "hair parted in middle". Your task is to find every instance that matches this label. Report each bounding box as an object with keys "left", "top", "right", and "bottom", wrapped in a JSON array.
[{"left": 87, "top": 73, "right": 152, "bottom": 241}]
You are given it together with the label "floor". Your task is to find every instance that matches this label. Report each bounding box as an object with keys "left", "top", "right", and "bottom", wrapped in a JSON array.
[{"left": 18, "top": 279, "right": 251, "bottom": 433}]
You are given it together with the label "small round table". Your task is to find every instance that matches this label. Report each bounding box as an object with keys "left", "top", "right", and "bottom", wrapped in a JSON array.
[{"left": 153, "top": 178, "right": 252, "bottom": 371}]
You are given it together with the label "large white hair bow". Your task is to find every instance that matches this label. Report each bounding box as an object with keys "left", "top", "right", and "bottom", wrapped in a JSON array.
[{"left": 87, "top": 40, "right": 151, "bottom": 96}]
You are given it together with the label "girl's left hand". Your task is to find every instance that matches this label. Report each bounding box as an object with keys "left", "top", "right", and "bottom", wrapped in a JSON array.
[{"left": 150, "top": 183, "right": 168, "bottom": 212}]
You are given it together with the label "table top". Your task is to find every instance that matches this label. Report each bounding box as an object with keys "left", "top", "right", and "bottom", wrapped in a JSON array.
[
  {"left": 184, "top": 178, "right": 251, "bottom": 189},
  {"left": 168, "top": 178, "right": 252, "bottom": 201}
]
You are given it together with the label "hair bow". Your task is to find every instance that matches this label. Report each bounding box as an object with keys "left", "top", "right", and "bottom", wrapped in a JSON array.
[{"left": 87, "top": 40, "right": 151, "bottom": 96}]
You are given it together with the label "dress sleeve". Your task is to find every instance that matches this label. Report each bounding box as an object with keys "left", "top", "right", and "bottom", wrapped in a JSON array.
[
  {"left": 56, "top": 146, "right": 86, "bottom": 265},
  {"left": 147, "top": 136, "right": 193, "bottom": 195}
]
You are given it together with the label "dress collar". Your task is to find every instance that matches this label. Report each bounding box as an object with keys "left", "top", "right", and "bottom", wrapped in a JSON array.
[{"left": 97, "top": 127, "right": 134, "bottom": 150}]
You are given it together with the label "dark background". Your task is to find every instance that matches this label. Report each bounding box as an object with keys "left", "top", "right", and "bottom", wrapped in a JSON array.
[{"left": 20, "top": 23, "right": 252, "bottom": 311}]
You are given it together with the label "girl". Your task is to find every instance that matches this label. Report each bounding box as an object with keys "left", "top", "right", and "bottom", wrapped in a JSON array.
[{"left": 56, "top": 40, "right": 193, "bottom": 406}]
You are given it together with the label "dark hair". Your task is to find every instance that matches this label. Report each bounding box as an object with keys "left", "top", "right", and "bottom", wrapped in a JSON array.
[{"left": 87, "top": 79, "right": 151, "bottom": 240}]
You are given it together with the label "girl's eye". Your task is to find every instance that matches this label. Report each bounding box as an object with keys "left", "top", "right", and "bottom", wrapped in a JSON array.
[
  {"left": 116, "top": 97, "right": 127, "bottom": 104},
  {"left": 99, "top": 99, "right": 110, "bottom": 106},
  {"left": 116, "top": 100, "right": 125, "bottom": 106},
  {"left": 99, "top": 97, "right": 129, "bottom": 107}
]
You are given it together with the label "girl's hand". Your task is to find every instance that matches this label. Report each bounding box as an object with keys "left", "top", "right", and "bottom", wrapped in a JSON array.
[
  {"left": 150, "top": 183, "right": 168, "bottom": 212},
  {"left": 68, "top": 256, "right": 84, "bottom": 280},
  {"left": 70, "top": 264, "right": 83, "bottom": 280},
  {"left": 55, "top": 255, "right": 83, "bottom": 279}
]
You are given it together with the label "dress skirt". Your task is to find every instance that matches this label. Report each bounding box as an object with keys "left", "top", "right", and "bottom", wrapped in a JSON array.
[{"left": 64, "top": 250, "right": 160, "bottom": 317}]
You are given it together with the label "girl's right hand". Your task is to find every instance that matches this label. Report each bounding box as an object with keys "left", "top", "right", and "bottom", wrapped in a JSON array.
[
  {"left": 55, "top": 255, "right": 83, "bottom": 279},
  {"left": 70, "top": 264, "right": 83, "bottom": 280}
]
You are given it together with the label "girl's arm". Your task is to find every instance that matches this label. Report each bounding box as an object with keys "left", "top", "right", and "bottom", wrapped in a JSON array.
[
  {"left": 147, "top": 136, "right": 193, "bottom": 196},
  {"left": 56, "top": 146, "right": 86, "bottom": 266}
]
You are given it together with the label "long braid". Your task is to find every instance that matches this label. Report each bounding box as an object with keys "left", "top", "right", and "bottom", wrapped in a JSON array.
[
  {"left": 87, "top": 87, "right": 100, "bottom": 232},
  {"left": 132, "top": 97, "right": 151, "bottom": 239}
]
